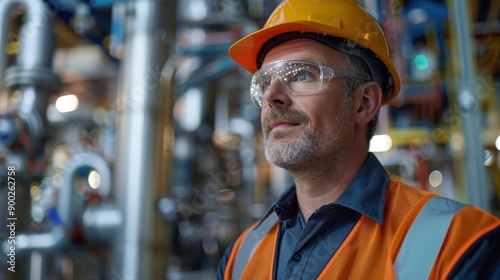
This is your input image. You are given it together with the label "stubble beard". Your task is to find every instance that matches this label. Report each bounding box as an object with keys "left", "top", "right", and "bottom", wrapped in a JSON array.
[
  {"left": 263, "top": 107, "right": 351, "bottom": 172},
  {"left": 264, "top": 128, "right": 315, "bottom": 171}
]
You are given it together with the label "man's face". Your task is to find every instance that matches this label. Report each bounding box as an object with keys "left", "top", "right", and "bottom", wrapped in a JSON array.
[{"left": 260, "top": 39, "right": 356, "bottom": 171}]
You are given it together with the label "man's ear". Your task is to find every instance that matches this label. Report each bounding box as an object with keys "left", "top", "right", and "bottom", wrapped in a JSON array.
[{"left": 355, "top": 82, "right": 383, "bottom": 124}]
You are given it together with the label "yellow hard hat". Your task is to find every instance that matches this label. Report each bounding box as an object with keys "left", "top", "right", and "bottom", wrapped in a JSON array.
[{"left": 229, "top": 0, "right": 401, "bottom": 105}]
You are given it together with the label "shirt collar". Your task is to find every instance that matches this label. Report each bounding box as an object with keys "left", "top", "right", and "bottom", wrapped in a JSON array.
[
  {"left": 334, "top": 152, "right": 389, "bottom": 224},
  {"left": 259, "top": 153, "right": 389, "bottom": 226}
]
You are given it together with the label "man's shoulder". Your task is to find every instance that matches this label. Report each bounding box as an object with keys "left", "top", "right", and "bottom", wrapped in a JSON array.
[
  {"left": 384, "top": 179, "right": 499, "bottom": 235},
  {"left": 385, "top": 179, "right": 436, "bottom": 211},
  {"left": 388, "top": 179, "right": 499, "bottom": 221},
  {"left": 387, "top": 179, "right": 433, "bottom": 196}
]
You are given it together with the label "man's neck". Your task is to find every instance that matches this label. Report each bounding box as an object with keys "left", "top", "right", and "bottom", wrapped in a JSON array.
[{"left": 292, "top": 151, "right": 368, "bottom": 221}]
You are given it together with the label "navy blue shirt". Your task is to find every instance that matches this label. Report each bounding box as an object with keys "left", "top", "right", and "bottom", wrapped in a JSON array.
[{"left": 217, "top": 153, "right": 500, "bottom": 279}]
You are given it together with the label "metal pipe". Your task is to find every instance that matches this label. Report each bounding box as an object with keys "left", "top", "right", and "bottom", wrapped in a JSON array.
[
  {"left": 4, "top": 0, "right": 59, "bottom": 143},
  {"left": 1, "top": 0, "right": 60, "bottom": 165},
  {"left": 1, "top": 0, "right": 58, "bottom": 91},
  {"left": 1, "top": 227, "right": 68, "bottom": 258},
  {"left": 29, "top": 251, "right": 46, "bottom": 280},
  {"left": 0, "top": 0, "right": 23, "bottom": 92},
  {"left": 0, "top": 0, "right": 65, "bottom": 274},
  {"left": 82, "top": 201, "right": 123, "bottom": 244},
  {"left": 58, "top": 151, "right": 112, "bottom": 228},
  {"left": 15, "top": 0, "right": 56, "bottom": 70},
  {"left": 449, "top": 0, "right": 490, "bottom": 211},
  {"left": 1, "top": 151, "right": 111, "bottom": 267},
  {"left": 111, "top": 0, "right": 176, "bottom": 279}
]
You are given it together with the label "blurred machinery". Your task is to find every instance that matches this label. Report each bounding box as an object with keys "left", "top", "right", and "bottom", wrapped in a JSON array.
[
  {"left": 0, "top": 0, "right": 279, "bottom": 279},
  {"left": 0, "top": 0, "right": 498, "bottom": 279},
  {"left": 375, "top": 0, "right": 500, "bottom": 210}
]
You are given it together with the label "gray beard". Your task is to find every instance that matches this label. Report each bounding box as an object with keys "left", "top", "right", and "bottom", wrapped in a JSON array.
[
  {"left": 264, "top": 127, "right": 316, "bottom": 171},
  {"left": 263, "top": 107, "right": 351, "bottom": 172},
  {"left": 261, "top": 97, "right": 353, "bottom": 173}
]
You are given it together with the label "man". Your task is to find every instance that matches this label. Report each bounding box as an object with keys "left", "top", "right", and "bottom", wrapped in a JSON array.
[{"left": 217, "top": 0, "right": 500, "bottom": 279}]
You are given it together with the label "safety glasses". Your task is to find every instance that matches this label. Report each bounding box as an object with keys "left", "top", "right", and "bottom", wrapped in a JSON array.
[{"left": 250, "top": 60, "right": 350, "bottom": 108}]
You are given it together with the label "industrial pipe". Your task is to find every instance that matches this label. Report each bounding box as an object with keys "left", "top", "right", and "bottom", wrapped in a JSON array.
[
  {"left": 0, "top": 0, "right": 60, "bottom": 169},
  {"left": 449, "top": 0, "right": 489, "bottom": 210},
  {"left": 1, "top": 150, "right": 112, "bottom": 268},
  {"left": 58, "top": 151, "right": 112, "bottom": 229},
  {"left": 1, "top": 227, "right": 67, "bottom": 258},
  {"left": 111, "top": 0, "right": 176, "bottom": 279},
  {"left": 0, "top": 0, "right": 63, "bottom": 276},
  {"left": 0, "top": 0, "right": 23, "bottom": 91}
]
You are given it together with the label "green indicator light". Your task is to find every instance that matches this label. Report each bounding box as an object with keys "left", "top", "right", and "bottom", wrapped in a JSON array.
[{"left": 414, "top": 54, "right": 429, "bottom": 70}]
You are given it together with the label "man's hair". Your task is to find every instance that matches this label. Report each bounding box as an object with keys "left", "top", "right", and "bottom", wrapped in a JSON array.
[{"left": 341, "top": 52, "right": 380, "bottom": 146}]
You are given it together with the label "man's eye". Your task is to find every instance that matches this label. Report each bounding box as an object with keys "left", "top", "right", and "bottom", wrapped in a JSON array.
[
  {"left": 262, "top": 80, "right": 271, "bottom": 91},
  {"left": 297, "top": 73, "right": 312, "bottom": 81},
  {"left": 293, "top": 72, "right": 314, "bottom": 82}
]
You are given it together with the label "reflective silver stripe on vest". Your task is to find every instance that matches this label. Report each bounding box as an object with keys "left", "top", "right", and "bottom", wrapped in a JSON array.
[
  {"left": 394, "top": 196, "right": 467, "bottom": 280},
  {"left": 232, "top": 212, "right": 279, "bottom": 280}
]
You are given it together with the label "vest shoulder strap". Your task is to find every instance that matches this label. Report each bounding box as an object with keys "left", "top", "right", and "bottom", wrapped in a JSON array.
[
  {"left": 232, "top": 212, "right": 279, "bottom": 280},
  {"left": 394, "top": 196, "right": 467, "bottom": 280}
]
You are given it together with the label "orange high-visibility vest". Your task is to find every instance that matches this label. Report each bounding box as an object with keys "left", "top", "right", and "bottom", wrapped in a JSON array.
[{"left": 223, "top": 181, "right": 500, "bottom": 280}]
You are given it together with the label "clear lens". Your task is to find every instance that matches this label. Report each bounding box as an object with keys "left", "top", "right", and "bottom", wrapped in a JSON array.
[{"left": 250, "top": 60, "right": 344, "bottom": 108}]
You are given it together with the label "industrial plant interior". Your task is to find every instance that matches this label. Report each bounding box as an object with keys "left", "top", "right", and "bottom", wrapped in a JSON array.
[{"left": 0, "top": 0, "right": 499, "bottom": 279}]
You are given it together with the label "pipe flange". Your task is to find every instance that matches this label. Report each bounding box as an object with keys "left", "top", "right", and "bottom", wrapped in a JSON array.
[
  {"left": 82, "top": 201, "right": 122, "bottom": 244},
  {"left": 4, "top": 66, "right": 61, "bottom": 91}
]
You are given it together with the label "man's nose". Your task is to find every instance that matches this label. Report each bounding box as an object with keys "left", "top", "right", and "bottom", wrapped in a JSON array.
[{"left": 263, "top": 76, "right": 292, "bottom": 108}]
